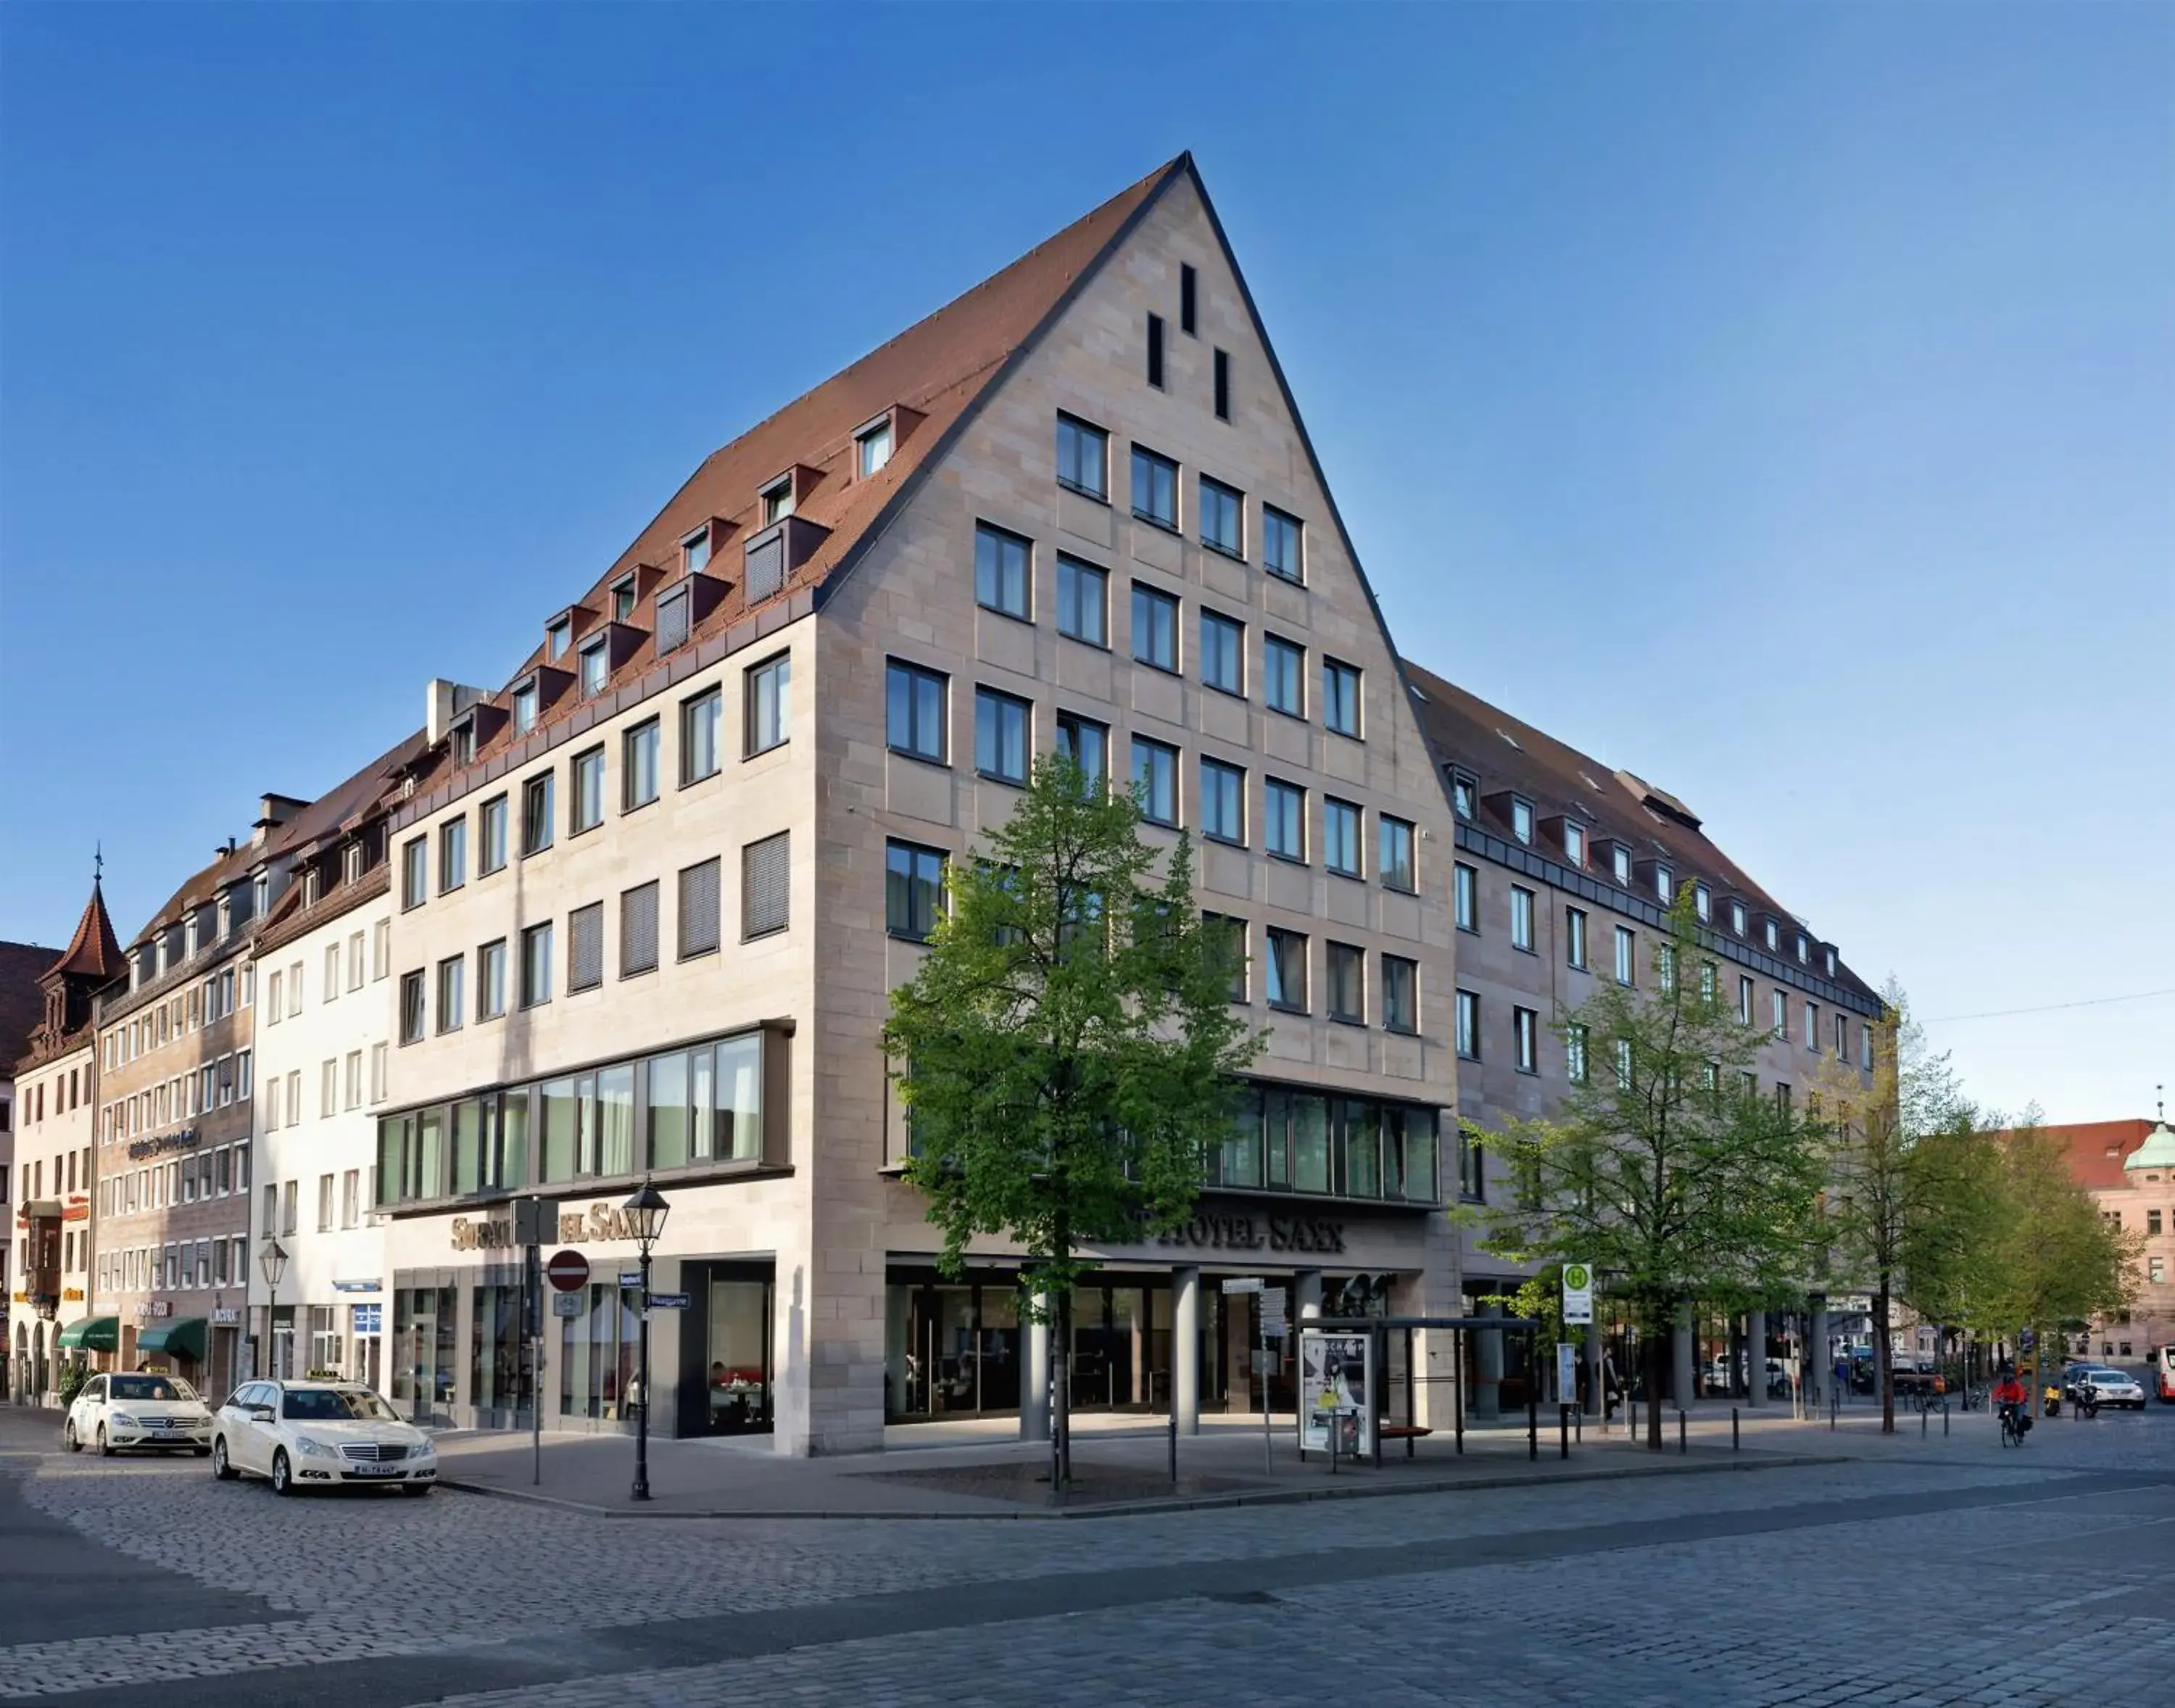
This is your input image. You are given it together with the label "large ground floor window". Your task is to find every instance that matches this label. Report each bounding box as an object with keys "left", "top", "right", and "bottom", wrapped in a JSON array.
[
  {"left": 558, "top": 1283, "right": 638, "bottom": 1422},
  {"left": 392, "top": 1285, "right": 457, "bottom": 1422}
]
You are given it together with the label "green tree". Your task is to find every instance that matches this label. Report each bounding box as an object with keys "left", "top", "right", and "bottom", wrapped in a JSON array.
[
  {"left": 882, "top": 755, "right": 1262, "bottom": 1484},
  {"left": 1472, "top": 894, "right": 1826, "bottom": 1449}
]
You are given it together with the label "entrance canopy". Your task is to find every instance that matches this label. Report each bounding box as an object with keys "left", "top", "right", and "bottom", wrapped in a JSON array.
[
  {"left": 57, "top": 1317, "right": 118, "bottom": 1352},
  {"left": 136, "top": 1318, "right": 207, "bottom": 1361}
]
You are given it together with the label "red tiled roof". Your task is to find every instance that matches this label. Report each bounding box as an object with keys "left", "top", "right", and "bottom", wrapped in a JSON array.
[
  {"left": 0, "top": 940, "right": 60, "bottom": 1068},
  {"left": 51, "top": 881, "right": 123, "bottom": 982},
  {"left": 2033, "top": 1119, "right": 2156, "bottom": 1192},
  {"left": 454, "top": 155, "right": 1189, "bottom": 778}
]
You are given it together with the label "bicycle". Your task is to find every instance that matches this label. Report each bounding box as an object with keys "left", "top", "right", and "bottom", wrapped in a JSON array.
[{"left": 1998, "top": 1404, "right": 2026, "bottom": 1447}]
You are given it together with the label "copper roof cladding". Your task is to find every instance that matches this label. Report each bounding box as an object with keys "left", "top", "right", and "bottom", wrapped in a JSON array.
[
  {"left": 0, "top": 940, "right": 60, "bottom": 1069},
  {"left": 449, "top": 154, "right": 1190, "bottom": 779},
  {"left": 1400, "top": 657, "right": 1880, "bottom": 1006}
]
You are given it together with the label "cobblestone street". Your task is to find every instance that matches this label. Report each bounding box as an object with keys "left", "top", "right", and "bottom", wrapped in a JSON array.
[{"left": 2, "top": 1404, "right": 2168, "bottom": 1707}]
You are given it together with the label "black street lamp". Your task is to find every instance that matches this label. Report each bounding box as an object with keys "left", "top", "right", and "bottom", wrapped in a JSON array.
[
  {"left": 622, "top": 1179, "right": 671, "bottom": 1501},
  {"left": 259, "top": 1238, "right": 289, "bottom": 1380}
]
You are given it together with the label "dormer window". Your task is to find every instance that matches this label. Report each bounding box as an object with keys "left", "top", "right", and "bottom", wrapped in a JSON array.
[
  {"left": 1510, "top": 798, "right": 1533, "bottom": 845},
  {"left": 450, "top": 718, "right": 475, "bottom": 768},
  {"left": 1450, "top": 772, "right": 1475, "bottom": 820},
  {"left": 1563, "top": 823, "right": 1585, "bottom": 867},
  {"left": 511, "top": 679, "right": 539, "bottom": 735},
  {"left": 1693, "top": 882, "right": 1711, "bottom": 923},
  {"left": 344, "top": 843, "right": 365, "bottom": 885},
  {"left": 1764, "top": 919, "right": 1780, "bottom": 952},
  {"left": 612, "top": 576, "right": 637, "bottom": 621},
  {"left": 1612, "top": 845, "right": 1632, "bottom": 886},
  {"left": 546, "top": 620, "right": 571, "bottom": 661},
  {"left": 761, "top": 478, "right": 794, "bottom": 525},
  {"left": 1655, "top": 864, "right": 1672, "bottom": 903},
  {"left": 1795, "top": 934, "right": 1809, "bottom": 964},
  {"left": 858, "top": 420, "right": 893, "bottom": 477},
  {"left": 1825, "top": 946, "right": 1837, "bottom": 976},
  {"left": 682, "top": 528, "right": 713, "bottom": 574},
  {"left": 1729, "top": 900, "right": 1747, "bottom": 936},
  {"left": 655, "top": 585, "right": 690, "bottom": 655},
  {"left": 579, "top": 637, "right": 609, "bottom": 698}
]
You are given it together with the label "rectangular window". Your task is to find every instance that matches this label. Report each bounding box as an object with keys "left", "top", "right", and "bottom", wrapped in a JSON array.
[
  {"left": 570, "top": 746, "right": 605, "bottom": 834},
  {"left": 1451, "top": 774, "right": 1476, "bottom": 819},
  {"left": 1114, "top": 737, "right": 1172, "bottom": 826},
  {"left": 1566, "top": 906, "right": 1588, "bottom": 969},
  {"left": 1861, "top": 1024, "right": 1873, "bottom": 1070},
  {"left": 745, "top": 653, "right": 790, "bottom": 755},
  {"left": 1264, "top": 635, "right": 1304, "bottom": 716},
  {"left": 678, "top": 858, "right": 721, "bottom": 960},
  {"left": 1204, "top": 913, "right": 1248, "bottom": 1002},
  {"left": 1739, "top": 975, "right": 1754, "bottom": 1024},
  {"left": 1771, "top": 990, "right": 1787, "bottom": 1035},
  {"left": 1612, "top": 844, "right": 1633, "bottom": 885},
  {"left": 1510, "top": 886, "right": 1535, "bottom": 950},
  {"left": 1130, "top": 445, "right": 1178, "bottom": 529},
  {"left": 370, "top": 1043, "right": 387, "bottom": 1101},
  {"left": 886, "top": 841, "right": 945, "bottom": 941},
  {"left": 568, "top": 901, "right": 603, "bottom": 993},
  {"left": 1055, "top": 711, "right": 1108, "bottom": 788},
  {"left": 1694, "top": 882, "right": 1711, "bottom": 922},
  {"left": 1199, "top": 476, "right": 1243, "bottom": 557},
  {"left": 478, "top": 795, "right": 508, "bottom": 874},
  {"left": 1327, "top": 942, "right": 1364, "bottom": 1024},
  {"left": 761, "top": 477, "right": 794, "bottom": 524},
  {"left": 1056, "top": 414, "right": 1108, "bottom": 499},
  {"left": 1564, "top": 822, "right": 1586, "bottom": 866},
  {"left": 1836, "top": 1012, "right": 1848, "bottom": 1056},
  {"left": 1264, "top": 779, "right": 1305, "bottom": 861},
  {"left": 578, "top": 638, "right": 608, "bottom": 698},
  {"left": 1200, "top": 610, "right": 1244, "bottom": 695},
  {"left": 1805, "top": 1000, "right": 1820, "bottom": 1051},
  {"left": 1321, "top": 658, "right": 1362, "bottom": 737},
  {"left": 1180, "top": 263, "right": 1197, "bottom": 333},
  {"left": 1323, "top": 797, "right": 1362, "bottom": 877},
  {"left": 267, "top": 969, "right": 283, "bottom": 1021},
  {"left": 1567, "top": 1023, "right": 1589, "bottom": 1085},
  {"left": 858, "top": 420, "right": 892, "bottom": 476},
  {"left": 1382, "top": 955, "right": 1417, "bottom": 1034},
  {"left": 655, "top": 586, "right": 690, "bottom": 655},
  {"left": 521, "top": 772, "right": 555, "bottom": 856},
  {"left": 886, "top": 660, "right": 948, "bottom": 761},
  {"left": 1454, "top": 863, "right": 1477, "bottom": 932},
  {"left": 1655, "top": 863, "right": 1673, "bottom": 903},
  {"left": 1130, "top": 584, "right": 1179, "bottom": 672},
  {"left": 436, "top": 955, "right": 465, "bottom": 1033},
  {"left": 1615, "top": 925, "right": 1636, "bottom": 985},
  {"left": 612, "top": 575, "right": 637, "bottom": 621},
  {"left": 974, "top": 687, "right": 1030, "bottom": 784},
  {"left": 1262, "top": 505, "right": 1303, "bottom": 583},
  {"left": 477, "top": 939, "right": 507, "bottom": 1019},
  {"left": 1730, "top": 900, "right": 1748, "bottom": 936},
  {"left": 1377, "top": 816, "right": 1415, "bottom": 892},
  {"left": 398, "top": 971, "right": 424, "bottom": 1045},
  {"left": 401, "top": 837, "right": 427, "bottom": 910},
  {"left": 1146, "top": 312, "right": 1164, "bottom": 388},
  {"left": 742, "top": 832, "right": 790, "bottom": 938},
  {"left": 622, "top": 718, "right": 660, "bottom": 810},
  {"left": 1055, "top": 556, "right": 1107, "bottom": 646},
  {"left": 974, "top": 522, "right": 1030, "bottom": 618},
  {"left": 1455, "top": 990, "right": 1480, "bottom": 1059},
  {"left": 620, "top": 882, "right": 659, "bottom": 977},
  {"left": 1201, "top": 758, "right": 1246, "bottom": 845},
  {"left": 520, "top": 923, "right": 553, "bottom": 1008},
  {"left": 1511, "top": 799, "right": 1534, "bottom": 845},
  {"left": 1265, "top": 927, "right": 1307, "bottom": 1012},
  {"left": 681, "top": 687, "right": 722, "bottom": 783},
  {"left": 439, "top": 818, "right": 467, "bottom": 893},
  {"left": 510, "top": 680, "right": 537, "bottom": 734},
  {"left": 344, "top": 1050, "right": 362, "bottom": 1109},
  {"left": 1514, "top": 1007, "right": 1538, "bottom": 1074}
]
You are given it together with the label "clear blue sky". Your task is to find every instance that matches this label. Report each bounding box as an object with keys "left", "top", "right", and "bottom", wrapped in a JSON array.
[{"left": 3, "top": 4, "right": 2168, "bottom": 1121}]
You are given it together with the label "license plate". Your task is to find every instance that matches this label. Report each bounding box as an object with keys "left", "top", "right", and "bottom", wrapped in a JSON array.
[{"left": 346, "top": 1463, "right": 402, "bottom": 1477}]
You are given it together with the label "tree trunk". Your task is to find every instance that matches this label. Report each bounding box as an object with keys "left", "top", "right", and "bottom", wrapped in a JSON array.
[
  {"left": 1876, "top": 1277, "right": 1894, "bottom": 1435},
  {"left": 1055, "top": 1289, "right": 1072, "bottom": 1484},
  {"left": 1644, "top": 1310, "right": 1665, "bottom": 1451}
]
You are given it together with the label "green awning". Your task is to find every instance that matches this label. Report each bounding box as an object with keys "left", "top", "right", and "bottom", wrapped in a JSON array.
[
  {"left": 135, "top": 1318, "right": 207, "bottom": 1361},
  {"left": 57, "top": 1317, "right": 118, "bottom": 1351}
]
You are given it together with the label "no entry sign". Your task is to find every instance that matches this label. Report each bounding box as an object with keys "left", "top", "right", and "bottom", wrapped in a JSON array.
[{"left": 545, "top": 1249, "right": 591, "bottom": 1293}]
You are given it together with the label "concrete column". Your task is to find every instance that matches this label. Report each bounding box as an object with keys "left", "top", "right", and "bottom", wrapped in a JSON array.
[
  {"left": 1295, "top": 1271, "right": 1322, "bottom": 1322},
  {"left": 1021, "top": 1294, "right": 1050, "bottom": 1441},
  {"left": 1746, "top": 1309, "right": 1768, "bottom": 1409},
  {"left": 1473, "top": 1298, "right": 1503, "bottom": 1420},
  {"left": 1809, "top": 1295, "right": 1830, "bottom": 1407},
  {"left": 1583, "top": 1327, "right": 1604, "bottom": 1418},
  {"left": 1172, "top": 1266, "right": 1200, "bottom": 1436},
  {"left": 1671, "top": 1306, "right": 1696, "bottom": 1408}
]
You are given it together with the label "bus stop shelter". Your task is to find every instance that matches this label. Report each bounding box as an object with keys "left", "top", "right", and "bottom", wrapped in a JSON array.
[{"left": 1306, "top": 1314, "right": 1548, "bottom": 1469}]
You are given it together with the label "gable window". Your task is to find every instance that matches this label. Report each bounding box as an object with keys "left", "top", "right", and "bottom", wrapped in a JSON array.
[
  {"left": 1056, "top": 711, "right": 1109, "bottom": 789},
  {"left": 1566, "top": 906, "right": 1588, "bottom": 969},
  {"left": 1264, "top": 635, "right": 1304, "bottom": 717},
  {"left": 1450, "top": 772, "right": 1475, "bottom": 820},
  {"left": 624, "top": 718, "right": 660, "bottom": 810},
  {"left": 1614, "top": 925, "right": 1636, "bottom": 985},
  {"left": 1146, "top": 312, "right": 1165, "bottom": 389},
  {"left": 1200, "top": 609, "right": 1244, "bottom": 695},
  {"left": 1131, "top": 583, "right": 1179, "bottom": 672},
  {"left": 761, "top": 477, "right": 794, "bottom": 524},
  {"left": 1262, "top": 506, "right": 1303, "bottom": 584},
  {"left": 1130, "top": 445, "right": 1179, "bottom": 530},
  {"left": 439, "top": 818, "right": 467, "bottom": 894},
  {"left": 1564, "top": 822, "right": 1586, "bottom": 866},
  {"left": 1265, "top": 928, "right": 1307, "bottom": 1013},
  {"left": 1382, "top": 955, "right": 1417, "bottom": 1034},
  {"left": 1379, "top": 816, "right": 1415, "bottom": 892},
  {"left": 570, "top": 746, "right": 605, "bottom": 835},
  {"left": 1454, "top": 863, "right": 1477, "bottom": 932},
  {"left": 974, "top": 522, "right": 1030, "bottom": 618},
  {"left": 1213, "top": 349, "right": 1230, "bottom": 420},
  {"left": 1200, "top": 477, "right": 1243, "bottom": 557},
  {"left": 401, "top": 837, "right": 427, "bottom": 911},
  {"left": 546, "top": 621, "right": 571, "bottom": 661},
  {"left": 520, "top": 923, "right": 553, "bottom": 1008},
  {"left": 1612, "top": 844, "right": 1632, "bottom": 885},
  {"left": 1056, "top": 556, "right": 1107, "bottom": 646},
  {"left": 886, "top": 660, "right": 948, "bottom": 761},
  {"left": 521, "top": 772, "right": 555, "bottom": 857},
  {"left": 886, "top": 841, "right": 946, "bottom": 940},
  {"left": 579, "top": 638, "right": 609, "bottom": 698},
  {"left": 1264, "top": 779, "right": 1305, "bottom": 862},
  {"left": 858, "top": 420, "right": 892, "bottom": 477},
  {"left": 1455, "top": 990, "right": 1480, "bottom": 1060},
  {"left": 1510, "top": 886, "right": 1535, "bottom": 951},
  {"left": 612, "top": 575, "right": 638, "bottom": 621},
  {"left": 974, "top": 687, "right": 1031, "bottom": 785},
  {"left": 1327, "top": 943, "right": 1364, "bottom": 1024},
  {"left": 1131, "top": 736, "right": 1179, "bottom": 826},
  {"left": 745, "top": 652, "right": 790, "bottom": 755},
  {"left": 1056, "top": 414, "right": 1108, "bottom": 499},
  {"left": 1322, "top": 658, "right": 1362, "bottom": 737},
  {"left": 510, "top": 680, "right": 538, "bottom": 736},
  {"left": 1201, "top": 758, "right": 1246, "bottom": 845},
  {"left": 1180, "top": 263, "right": 1197, "bottom": 334},
  {"left": 1323, "top": 797, "right": 1362, "bottom": 878}
]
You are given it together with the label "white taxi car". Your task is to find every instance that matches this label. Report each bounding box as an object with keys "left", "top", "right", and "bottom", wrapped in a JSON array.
[
  {"left": 65, "top": 1372, "right": 215, "bottom": 1456},
  {"left": 211, "top": 1379, "right": 439, "bottom": 1496}
]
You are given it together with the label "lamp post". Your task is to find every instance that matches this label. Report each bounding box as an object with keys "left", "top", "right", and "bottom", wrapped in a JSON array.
[
  {"left": 259, "top": 1238, "right": 289, "bottom": 1381},
  {"left": 622, "top": 1179, "right": 671, "bottom": 1501}
]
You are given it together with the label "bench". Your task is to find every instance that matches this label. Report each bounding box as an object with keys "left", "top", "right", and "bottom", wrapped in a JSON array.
[{"left": 1377, "top": 1424, "right": 1433, "bottom": 1439}]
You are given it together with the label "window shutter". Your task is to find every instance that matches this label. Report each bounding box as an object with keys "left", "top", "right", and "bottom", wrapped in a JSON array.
[
  {"left": 621, "top": 882, "right": 659, "bottom": 976},
  {"left": 655, "top": 586, "right": 690, "bottom": 655},
  {"left": 568, "top": 902, "right": 604, "bottom": 992},
  {"left": 744, "top": 533, "right": 784, "bottom": 605},
  {"left": 742, "top": 831, "right": 790, "bottom": 937},
  {"left": 678, "top": 858, "right": 721, "bottom": 959}
]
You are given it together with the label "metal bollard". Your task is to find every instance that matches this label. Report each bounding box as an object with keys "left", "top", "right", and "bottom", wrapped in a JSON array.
[
  {"left": 1830, "top": 1388, "right": 1838, "bottom": 1431},
  {"left": 1732, "top": 1406, "right": 1739, "bottom": 1451},
  {"left": 1921, "top": 1402, "right": 1927, "bottom": 1438},
  {"left": 1559, "top": 1404, "right": 1570, "bottom": 1459},
  {"left": 1678, "top": 1410, "right": 1688, "bottom": 1455},
  {"left": 1169, "top": 1407, "right": 1178, "bottom": 1484},
  {"left": 1942, "top": 1401, "right": 1950, "bottom": 1438}
]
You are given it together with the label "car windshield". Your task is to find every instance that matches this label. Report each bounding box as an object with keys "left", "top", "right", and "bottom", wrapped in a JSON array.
[
  {"left": 110, "top": 1375, "right": 196, "bottom": 1403},
  {"left": 281, "top": 1388, "right": 399, "bottom": 1422}
]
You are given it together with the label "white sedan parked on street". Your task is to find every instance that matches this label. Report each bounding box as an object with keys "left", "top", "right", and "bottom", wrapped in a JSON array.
[
  {"left": 65, "top": 1372, "right": 214, "bottom": 1456},
  {"left": 210, "top": 1379, "right": 439, "bottom": 1496}
]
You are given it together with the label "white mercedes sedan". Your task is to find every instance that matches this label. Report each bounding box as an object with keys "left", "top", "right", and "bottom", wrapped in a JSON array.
[
  {"left": 211, "top": 1379, "right": 439, "bottom": 1496},
  {"left": 66, "top": 1372, "right": 215, "bottom": 1456}
]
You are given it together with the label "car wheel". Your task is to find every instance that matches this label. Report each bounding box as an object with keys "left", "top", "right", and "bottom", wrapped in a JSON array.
[
  {"left": 64, "top": 1419, "right": 79, "bottom": 1453},
  {"left": 212, "top": 1437, "right": 237, "bottom": 1481},
  {"left": 96, "top": 1425, "right": 113, "bottom": 1459},
  {"left": 270, "top": 1449, "right": 293, "bottom": 1497},
  {"left": 400, "top": 1483, "right": 431, "bottom": 1498}
]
